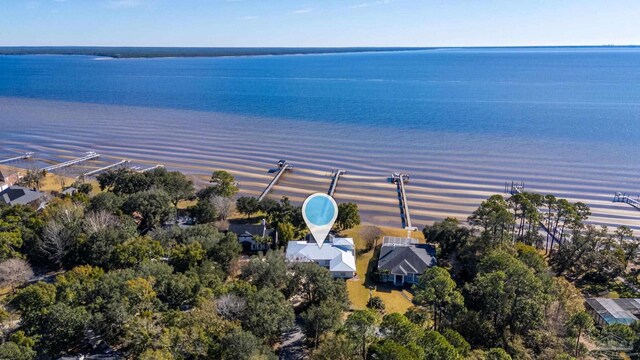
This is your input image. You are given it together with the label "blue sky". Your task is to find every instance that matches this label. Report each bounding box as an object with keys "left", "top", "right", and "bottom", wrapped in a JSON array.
[{"left": 2, "top": 0, "right": 639, "bottom": 47}]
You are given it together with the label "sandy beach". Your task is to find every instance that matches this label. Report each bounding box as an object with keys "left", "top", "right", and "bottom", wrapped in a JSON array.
[{"left": 2, "top": 96, "right": 640, "bottom": 232}]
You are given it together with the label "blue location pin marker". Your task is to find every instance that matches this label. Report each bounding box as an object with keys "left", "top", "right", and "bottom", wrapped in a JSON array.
[{"left": 302, "top": 193, "right": 338, "bottom": 248}]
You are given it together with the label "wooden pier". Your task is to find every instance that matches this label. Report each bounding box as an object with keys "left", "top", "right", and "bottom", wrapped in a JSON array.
[
  {"left": 327, "top": 169, "right": 346, "bottom": 197},
  {"left": 41, "top": 152, "right": 100, "bottom": 172},
  {"left": 0, "top": 152, "right": 34, "bottom": 165},
  {"left": 258, "top": 160, "right": 292, "bottom": 202},
  {"left": 505, "top": 181, "right": 525, "bottom": 196},
  {"left": 613, "top": 192, "right": 640, "bottom": 211},
  {"left": 82, "top": 160, "right": 130, "bottom": 177},
  {"left": 391, "top": 172, "right": 416, "bottom": 231},
  {"left": 140, "top": 165, "right": 164, "bottom": 173}
]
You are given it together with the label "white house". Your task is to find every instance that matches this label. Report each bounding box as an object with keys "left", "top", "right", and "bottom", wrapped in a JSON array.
[{"left": 285, "top": 236, "right": 356, "bottom": 279}]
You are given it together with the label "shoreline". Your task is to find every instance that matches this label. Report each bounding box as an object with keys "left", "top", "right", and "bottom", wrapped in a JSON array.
[
  {"left": 2, "top": 96, "right": 640, "bottom": 232},
  {"left": 0, "top": 45, "right": 638, "bottom": 59}
]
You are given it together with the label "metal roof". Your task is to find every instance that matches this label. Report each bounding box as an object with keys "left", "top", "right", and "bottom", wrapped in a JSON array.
[{"left": 586, "top": 298, "right": 640, "bottom": 325}]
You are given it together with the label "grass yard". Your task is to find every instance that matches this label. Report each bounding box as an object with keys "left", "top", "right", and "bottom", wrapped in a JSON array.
[{"left": 343, "top": 225, "right": 424, "bottom": 314}]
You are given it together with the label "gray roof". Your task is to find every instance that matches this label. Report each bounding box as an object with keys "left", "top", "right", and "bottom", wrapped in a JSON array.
[
  {"left": 228, "top": 223, "right": 276, "bottom": 238},
  {"left": 0, "top": 186, "right": 44, "bottom": 206},
  {"left": 377, "top": 237, "right": 436, "bottom": 276},
  {"left": 586, "top": 298, "right": 640, "bottom": 325}
]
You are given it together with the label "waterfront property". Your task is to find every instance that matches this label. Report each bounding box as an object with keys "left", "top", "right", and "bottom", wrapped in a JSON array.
[
  {"left": 0, "top": 185, "right": 45, "bottom": 208},
  {"left": 285, "top": 235, "right": 356, "bottom": 279},
  {"left": 585, "top": 298, "right": 640, "bottom": 327},
  {"left": 377, "top": 236, "right": 436, "bottom": 286},
  {"left": 228, "top": 220, "right": 278, "bottom": 252}
]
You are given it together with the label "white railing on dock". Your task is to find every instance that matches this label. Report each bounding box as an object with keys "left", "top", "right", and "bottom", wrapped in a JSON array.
[
  {"left": 392, "top": 172, "right": 416, "bottom": 231},
  {"left": 258, "top": 160, "right": 292, "bottom": 202},
  {"left": 41, "top": 152, "right": 100, "bottom": 172},
  {"left": 0, "top": 152, "right": 34, "bottom": 165},
  {"left": 613, "top": 192, "right": 640, "bottom": 210},
  {"left": 81, "top": 160, "right": 130, "bottom": 177}
]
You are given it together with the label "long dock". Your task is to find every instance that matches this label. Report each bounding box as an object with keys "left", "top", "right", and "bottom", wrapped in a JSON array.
[
  {"left": 613, "top": 192, "right": 640, "bottom": 211},
  {"left": 258, "top": 160, "right": 292, "bottom": 202},
  {"left": 81, "top": 160, "right": 130, "bottom": 177},
  {"left": 0, "top": 152, "right": 34, "bottom": 165},
  {"left": 391, "top": 172, "right": 416, "bottom": 231},
  {"left": 327, "top": 169, "right": 346, "bottom": 197},
  {"left": 41, "top": 152, "right": 100, "bottom": 172},
  {"left": 140, "top": 165, "right": 164, "bottom": 173}
]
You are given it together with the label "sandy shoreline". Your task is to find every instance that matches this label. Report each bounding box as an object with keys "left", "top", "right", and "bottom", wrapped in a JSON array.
[{"left": 2, "top": 96, "right": 640, "bottom": 232}]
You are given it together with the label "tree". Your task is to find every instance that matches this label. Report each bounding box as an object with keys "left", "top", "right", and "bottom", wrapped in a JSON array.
[
  {"left": 440, "top": 329, "right": 470, "bottom": 357},
  {"left": 468, "top": 195, "right": 514, "bottom": 246},
  {"left": 112, "top": 171, "right": 152, "bottom": 195},
  {"left": 288, "top": 262, "right": 349, "bottom": 308},
  {"left": 367, "top": 295, "right": 386, "bottom": 312},
  {"left": 17, "top": 169, "right": 45, "bottom": 191},
  {"left": 210, "top": 196, "right": 235, "bottom": 223},
  {"left": 310, "top": 333, "right": 356, "bottom": 360},
  {"left": 414, "top": 267, "right": 463, "bottom": 331},
  {"left": 0, "top": 338, "right": 36, "bottom": 360},
  {"left": 40, "top": 203, "right": 84, "bottom": 268},
  {"left": 423, "top": 218, "right": 472, "bottom": 259},
  {"left": 380, "top": 313, "right": 422, "bottom": 346},
  {"left": 236, "top": 197, "right": 260, "bottom": 218},
  {"left": 336, "top": 202, "right": 361, "bottom": 231},
  {"left": 241, "top": 286, "right": 295, "bottom": 343},
  {"left": 208, "top": 170, "right": 239, "bottom": 198},
  {"left": 122, "top": 190, "right": 175, "bottom": 231},
  {"left": 419, "top": 330, "right": 460, "bottom": 360},
  {"left": 0, "top": 258, "right": 33, "bottom": 292},
  {"left": 368, "top": 340, "right": 420, "bottom": 360},
  {"left": 88, "top": 192, "right": 125, "bottom": 214},
  {"left": 277, "top": 221, "right": 296, "bottom": 243},
  {"left": 11, "top": 281, "right": 56, "bottom": 314},
  {"left": 360, "top": 225, "right": 383, "bottom": 252},
  {"left": 486, "top": 348, "right": 512, "bottom": 360},
  {"left": 27, "top": 303, "right": 89, "bottom": 355},
  {"left": 113, "top": 236, "right": 165, "bottom": 268},
  {"left": 567, "top": 311, "right": 593, "bottom": 357},
  {"left": 465, "top": 252, "right": 546, "bottom": 343},
  {"left": 188, "top": 199, "right": 217, "bottom": 224},
  {"left": 159, "top": 170, "right": 195, "bottom": 207},
  {"left": 241, "top": 251, "right": 289, "bottom": 289},
  {"left": 220, "top": 328, "right": 276, "bottom": 360},
  {"left": 301, "top": 301, "right": 343, "bottom": 349},
  {"left": 344, "top": 309, "right": 380, "bottom": 360},
  {"left": 215, "top": 294, "right": 247, "bottom": 321}
]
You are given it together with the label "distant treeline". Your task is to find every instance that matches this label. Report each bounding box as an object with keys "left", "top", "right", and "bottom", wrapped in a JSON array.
[{"left": 0, "top": 46, "right": 433, "bottom": 58}]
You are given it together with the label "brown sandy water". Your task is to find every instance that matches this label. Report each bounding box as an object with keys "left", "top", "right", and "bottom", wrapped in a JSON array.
[{"left": 2, "top": 97, "right": 640, "bottom": 232}]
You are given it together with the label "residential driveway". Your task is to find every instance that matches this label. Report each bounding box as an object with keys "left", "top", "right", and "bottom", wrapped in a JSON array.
[{"left": 279, "top": 318, "right": 306, "bottom": 360}]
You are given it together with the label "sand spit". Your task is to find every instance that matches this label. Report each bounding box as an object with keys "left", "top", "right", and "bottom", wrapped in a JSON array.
[{"left": 2, "top": 97, "right": 640, "bottom": 232}]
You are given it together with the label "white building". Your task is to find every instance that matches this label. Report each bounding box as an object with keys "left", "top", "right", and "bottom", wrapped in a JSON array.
[{"left": 285, "top": 236, "right": 356, "bottom": 279}]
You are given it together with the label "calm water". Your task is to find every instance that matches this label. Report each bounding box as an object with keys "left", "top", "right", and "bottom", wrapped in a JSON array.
[
  {"left": 1, "top": 47, "right": 639, "bottom": 146},
  {"left": 2, "top": 47, "right": 640, "bottom": 229}
]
